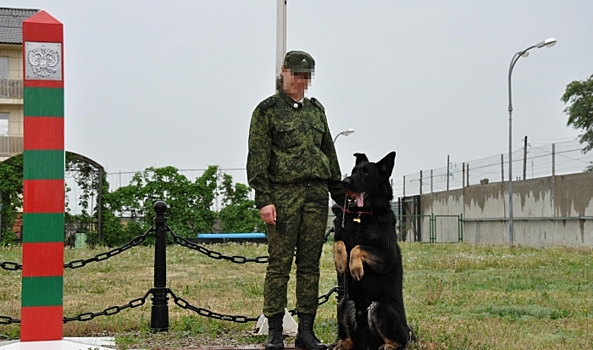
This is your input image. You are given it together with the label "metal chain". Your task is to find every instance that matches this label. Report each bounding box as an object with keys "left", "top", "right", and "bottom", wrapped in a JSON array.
[
  {"left": 0, "top": 315, "right": 20, "bottom": 324},
  {"left": 167, "top": 227, "right": 269, "bottom": 264},
  {"left": 0, "top": 261, "right": 22, "bottom": 271},
  {"left": 168, "top": 286, "right": 337, "bottom": 323},
  {"left": 1, "top": 228, "right": 152, "bottom": 271},
  {"left": 62, "top": 290, "right": 151, "bottom": 323},
  {"left": 5, "top": 226, "right": 331, "bottom": 270},
  {"left": 1, "top": 287, "right": 337, "bottom": 326},
  {"left": 168, "top": 289, "right": 259, "bottom": 323},
  {"left": 64, "top": 227, "right": 153, "bottom": 269},
  {"left": 288, "top": 286, "right": 338, "bottom": 316},
  {"left": 1, "top": 221, "right": 338, "bottom": 326}
]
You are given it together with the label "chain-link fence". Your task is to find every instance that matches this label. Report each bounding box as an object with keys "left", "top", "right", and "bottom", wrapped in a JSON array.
[{"left": 397, "top": 139, "right": 593, "bottom": 197}]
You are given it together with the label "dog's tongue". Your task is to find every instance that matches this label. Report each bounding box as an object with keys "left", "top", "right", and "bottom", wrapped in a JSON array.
[{"left": 356, "top": 193, "right": 364, "bottom": 207}]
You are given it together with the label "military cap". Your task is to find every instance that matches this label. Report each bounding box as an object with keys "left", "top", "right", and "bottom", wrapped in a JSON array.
[{"left": 284, "top": 51, "right": 315, "bottom": 74}]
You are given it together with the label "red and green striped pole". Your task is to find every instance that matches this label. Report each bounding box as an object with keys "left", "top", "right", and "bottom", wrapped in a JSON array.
[{"left": 21, "top": 10, "right": 65, "bottom": 341}]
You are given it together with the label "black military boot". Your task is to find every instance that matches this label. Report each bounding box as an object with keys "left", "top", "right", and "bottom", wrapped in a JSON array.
[
  {"left": 295, "top": 314, "right": 327, "bottom": 350},
  {"left": 265, "top": 314, "right": 284, "bottom": 350}
]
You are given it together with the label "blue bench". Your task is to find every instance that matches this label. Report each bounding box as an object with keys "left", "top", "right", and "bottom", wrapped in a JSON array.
[{"left": 195, "top": 233, "right": 267, "bottom": 244}]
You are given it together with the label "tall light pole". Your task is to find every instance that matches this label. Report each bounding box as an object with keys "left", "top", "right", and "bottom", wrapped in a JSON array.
[
  {"left": 275, "top": 0, "right": 287, "bottom": 92},
  {"left": 507, "top": 37, "right": 556, "bottom": 246},
  {"left": 334, "top": 128, "right": 355, "bottom": 143}
]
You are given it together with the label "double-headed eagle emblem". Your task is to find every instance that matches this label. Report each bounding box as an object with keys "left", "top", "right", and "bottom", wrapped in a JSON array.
[{"left": 27, "top": 46, "right": 60, "bottom": 78}]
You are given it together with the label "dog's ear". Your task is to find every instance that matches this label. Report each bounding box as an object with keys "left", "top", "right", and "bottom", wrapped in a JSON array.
[
  {"left": 354, "top": 153, "right": 369, "bottom": 165},
  {"left": 377, "top": 151, "right": 396, "bottom": 177}
]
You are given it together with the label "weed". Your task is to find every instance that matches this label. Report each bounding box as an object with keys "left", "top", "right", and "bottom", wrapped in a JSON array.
[{"left": 425, "top": 275, "right": 451, "bottom": 306}]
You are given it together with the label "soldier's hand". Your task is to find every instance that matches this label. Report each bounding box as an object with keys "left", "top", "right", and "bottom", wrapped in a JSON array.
[{"left": 260, "top": 204, "right": 277, "bottom": 226}]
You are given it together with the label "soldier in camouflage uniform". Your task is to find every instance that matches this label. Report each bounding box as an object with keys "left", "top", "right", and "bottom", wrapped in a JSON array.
[{"left": 247, "top": 51, "right": 344, "bottom": 350}]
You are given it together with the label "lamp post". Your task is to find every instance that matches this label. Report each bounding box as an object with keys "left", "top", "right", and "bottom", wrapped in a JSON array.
[
  {"left": 333, "top": 128, "right": 355, "bottom": 143},
  {"left": 507, "top": 37, "right": 556, "bottom": 246},
  {"left": 331, "top": 127, "right": 354, "bottom": 309}
]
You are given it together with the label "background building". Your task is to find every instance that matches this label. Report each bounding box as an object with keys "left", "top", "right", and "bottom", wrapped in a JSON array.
[{"left": 0, "top": 7, "right": 38, "bottom": 161}]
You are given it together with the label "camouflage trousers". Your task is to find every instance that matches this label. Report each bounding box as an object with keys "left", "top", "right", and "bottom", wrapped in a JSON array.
[{"left": 263, "top": 181, "right": 329, "bottom": 317}]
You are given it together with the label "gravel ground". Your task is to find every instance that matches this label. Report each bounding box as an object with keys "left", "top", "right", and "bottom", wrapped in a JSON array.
[{"left": 108, "top": 330, "right": 281, "bottom": 349}]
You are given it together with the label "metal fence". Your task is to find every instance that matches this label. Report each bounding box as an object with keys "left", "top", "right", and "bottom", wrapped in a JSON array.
[{"left": 397, "top": 139, "right": 593, "bottom": 197}]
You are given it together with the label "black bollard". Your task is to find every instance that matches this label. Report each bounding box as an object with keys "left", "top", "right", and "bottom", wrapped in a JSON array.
[{"left": 150, "top": 200, "right": 169, "bottom": 331}]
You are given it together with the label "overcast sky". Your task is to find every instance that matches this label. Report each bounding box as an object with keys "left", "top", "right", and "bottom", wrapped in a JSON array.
[{"left": 6, "top": 0, "right": 593, "bottom": 188}]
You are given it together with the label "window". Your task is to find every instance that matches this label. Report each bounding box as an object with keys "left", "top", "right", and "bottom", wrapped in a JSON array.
[
  {"left": 0, "top": 113, "right": 8, "bottom": 136},
  {"left": 0, "top": 57, "right": 8, "bottom": 98},
  {"left": 0, "top": 57, "right": 7, "bottom": 79}
]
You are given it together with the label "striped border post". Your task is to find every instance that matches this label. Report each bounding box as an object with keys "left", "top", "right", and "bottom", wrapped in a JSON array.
[{"left": 21, "top": 10, "right": 65, "bottom": 341}]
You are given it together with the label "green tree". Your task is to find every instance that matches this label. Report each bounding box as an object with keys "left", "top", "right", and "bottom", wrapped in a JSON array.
[
  {"left": 0, "top": 152, "right": 106, "bottom": 245},
  {"left": 0, "top": 156, "right": 258, "bottom": 247},
  {"left": 103, "top": 165, "right": 219, "bottom": 244},
  {"left": 218, "top": 173, "right": 263, "bottom": 233},
  {"left": 65, "top": 152, "right": 110, "bottom": 246},
  {"left": 66, "top": 153, "right": 103, "bottom": 218},
  {"left": 562, "top": 74, "right": 593, "bottom": 153},
  {"left": 0, "top": 154, "right": 23, "bottom": 245}
]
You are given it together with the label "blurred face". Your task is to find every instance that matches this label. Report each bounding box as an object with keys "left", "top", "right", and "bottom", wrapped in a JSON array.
[{"left": 281, "top": 67, "right": 311, "bottom": 97}]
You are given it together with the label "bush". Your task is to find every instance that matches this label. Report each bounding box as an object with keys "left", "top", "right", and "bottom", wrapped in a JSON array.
[{"left": 0, "top": 228, "right": 18, "bottom": 246}]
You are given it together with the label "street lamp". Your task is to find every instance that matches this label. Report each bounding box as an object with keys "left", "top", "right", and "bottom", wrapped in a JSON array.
[
  {"left": 333, "top": 128, "right": 355, "bottom": 143},
  {"left": 507, "top": 37, "right": 556, "bottom": 246}
]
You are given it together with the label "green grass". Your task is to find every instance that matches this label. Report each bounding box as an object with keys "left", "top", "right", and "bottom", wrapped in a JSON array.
[{"left": 1, "top": 242, "right": 592, "bottom": 349}]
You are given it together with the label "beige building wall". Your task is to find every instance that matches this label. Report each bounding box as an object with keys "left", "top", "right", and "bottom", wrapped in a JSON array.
[
  {"left": 0, "top": 44, "right": 24, "bottom": 162},
  {"left": 1, "top": 45, "right": 23, "bottom": 79}
]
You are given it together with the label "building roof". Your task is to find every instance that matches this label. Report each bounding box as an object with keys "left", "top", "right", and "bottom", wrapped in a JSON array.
[{"left": 0, "top": 7, "right": 39, "bottom": 45}]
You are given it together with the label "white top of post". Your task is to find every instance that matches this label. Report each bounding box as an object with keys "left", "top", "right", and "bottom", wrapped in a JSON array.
[{"left": 275, "top": 0, "right": 287, "bottom": 90}]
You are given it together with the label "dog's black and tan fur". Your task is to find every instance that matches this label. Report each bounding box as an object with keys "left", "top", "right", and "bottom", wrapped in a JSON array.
[{"left": 332, "top": 152, "right": 411, "bottom": 350}]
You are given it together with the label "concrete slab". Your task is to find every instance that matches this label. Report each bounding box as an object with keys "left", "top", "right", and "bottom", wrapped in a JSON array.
[{"left": 0, "top": 337, "right": 115, "bottom": 350}]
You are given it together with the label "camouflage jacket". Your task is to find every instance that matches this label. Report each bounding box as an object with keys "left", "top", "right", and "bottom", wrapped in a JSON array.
[{"left": 247, "top": 91, "right": 344, "bottom": 209}]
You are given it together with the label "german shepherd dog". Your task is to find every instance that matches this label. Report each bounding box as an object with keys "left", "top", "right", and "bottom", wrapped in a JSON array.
[{"left": 332, "top": 152, "right": 412, "bottom": 350}]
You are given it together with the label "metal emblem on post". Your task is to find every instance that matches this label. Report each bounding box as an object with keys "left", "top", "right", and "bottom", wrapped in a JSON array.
[{"left": 25, "top": 42, "right": 62, "bottom": 81}]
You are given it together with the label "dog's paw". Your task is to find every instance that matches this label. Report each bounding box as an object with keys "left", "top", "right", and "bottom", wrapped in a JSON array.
[
  {"left": 332, "top": 338, "right": 354, "bottom": 350},
  {"left": 333, "top": 241, "right": 348, "bottom": 275},
  {"left": 349, "top": 246, "right": 365, "bottom": 281},
  {"left": 350, "top": 262, "right": 364, "bottom": 281}
]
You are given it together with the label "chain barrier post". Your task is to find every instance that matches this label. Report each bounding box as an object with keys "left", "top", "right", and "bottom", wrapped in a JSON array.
[{"left": 150, "top": 201, "right": 169, "bottom": 331}]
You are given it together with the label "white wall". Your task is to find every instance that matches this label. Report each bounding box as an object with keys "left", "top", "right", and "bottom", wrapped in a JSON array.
[{"left": 417, "top": 172, "right": 593, "bottom": 247}]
